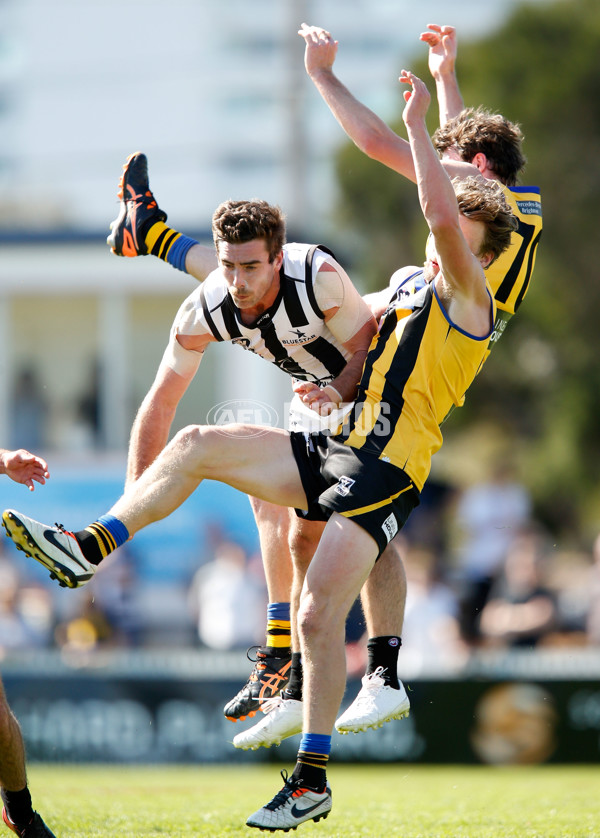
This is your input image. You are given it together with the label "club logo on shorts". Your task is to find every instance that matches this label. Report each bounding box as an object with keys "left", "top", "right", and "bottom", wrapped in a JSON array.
[
  {"left": 381, "top": 512, "right": 398, "bottom": 543},
  {"left": 335, "top": 475, "right": 355, "bottom": 497}
]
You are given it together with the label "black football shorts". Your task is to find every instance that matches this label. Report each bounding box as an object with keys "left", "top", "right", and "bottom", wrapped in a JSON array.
[{"left": 289, "top": 430, "right": 420, "bottom": 558}]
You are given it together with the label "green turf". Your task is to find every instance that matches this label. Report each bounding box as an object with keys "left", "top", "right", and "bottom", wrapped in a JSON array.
[{"left": 26, "top": 763, "right": 600, "bottom": 837}]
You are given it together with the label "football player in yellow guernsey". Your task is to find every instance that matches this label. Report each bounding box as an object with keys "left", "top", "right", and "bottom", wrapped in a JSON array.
[{"left": 2, "top": 68, "right": 517, "bottom": 831}]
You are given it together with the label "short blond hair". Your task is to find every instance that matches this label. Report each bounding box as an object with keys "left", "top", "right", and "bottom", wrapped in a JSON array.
[{"left": 454, "top": 176, "right": 517, "bottom": 264}]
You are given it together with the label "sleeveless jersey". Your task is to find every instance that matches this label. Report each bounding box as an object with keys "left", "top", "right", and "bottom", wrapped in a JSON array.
[
  {"left": 486, "top": 183, "right": 542, "bottom": 348},
  {"left": 340, "top": 279, "right": 495, "bottom": 491},
  {"left": 175, "top": 243, "right": 352, "bottom": 385},
  {"left": 389, "top": 184, "right": 542, "bottom": 358}
]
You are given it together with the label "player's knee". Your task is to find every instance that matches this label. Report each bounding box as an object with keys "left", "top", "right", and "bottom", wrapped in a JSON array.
[
  {"left": 297, "top": 596, "right": 322, "bottom": 641},
  {"left": 289, "top": 527, "right": 319, "bottom": 569}
]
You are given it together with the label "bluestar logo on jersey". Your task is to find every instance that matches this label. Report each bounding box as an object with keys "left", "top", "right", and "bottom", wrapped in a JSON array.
[
  {"left": 207, "top": 399, "right": 280, "bottom": 438},
  {"left": 281, "top": 328, "right": 317, "bottom": 346}
]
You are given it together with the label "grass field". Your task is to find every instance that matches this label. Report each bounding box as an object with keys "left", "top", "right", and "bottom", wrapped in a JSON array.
[{"left": 23, "top": 763, "right": 600, "bottom": 837}]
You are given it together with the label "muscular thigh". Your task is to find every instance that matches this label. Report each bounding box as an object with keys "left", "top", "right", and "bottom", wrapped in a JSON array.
[{"left": 196, "top": 424, "right": 307, "bottom": 509}]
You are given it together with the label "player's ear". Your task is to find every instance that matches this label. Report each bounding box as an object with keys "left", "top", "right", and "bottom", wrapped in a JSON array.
[
  {"left": 273, "top": 249, "right": 284, "bottom": 271},
  {"left": 471, "top": 152, "right": 488, "bottom": 174},
  {"left": 480, "top": 251, "right": 494, "bottom": 269}
]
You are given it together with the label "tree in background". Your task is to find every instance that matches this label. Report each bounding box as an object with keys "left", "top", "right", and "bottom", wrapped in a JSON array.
[{"left": 332, "top": 0, "right": 600, "bottom": 542}]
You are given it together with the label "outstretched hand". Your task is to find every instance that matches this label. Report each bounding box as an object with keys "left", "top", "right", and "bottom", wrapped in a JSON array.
[
  {"left": 399, "top": 70, "right": 431, "bottom": 125},
  {"left": 420, "top": 24, "right": 457, "bottom": 80},
  {"left": 298, "top": 23, "right": 339, "bottom": 77},
  {"left": 0, "top": 448, "right": 50, "bottom": 491}
]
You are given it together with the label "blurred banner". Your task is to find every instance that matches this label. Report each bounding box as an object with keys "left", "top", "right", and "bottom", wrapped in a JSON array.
[{"left": 4, "top": 654, "right": 600, "bottom": 765}]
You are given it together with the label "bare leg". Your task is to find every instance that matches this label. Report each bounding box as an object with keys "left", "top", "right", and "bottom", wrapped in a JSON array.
[
  {"left": 360, "top": 539, "right": 406, "bottom": 638},
  {"left": 248, "top": 498, "right": 294, "bottom": 604},
  {"left": 298, "top": 514, "right": 378, "bottom": 735},
  {"left": 334, "top": 537, "right": 411, "bottom": 735},
  {"left": 109, "top": 424, "right": 306, "bottom": 537},
  {"left": 288, "top": 515, "right": 325, "bottom": 650},
  {"left": 0, "top": 680, "right": 27, "bottom": 792}
]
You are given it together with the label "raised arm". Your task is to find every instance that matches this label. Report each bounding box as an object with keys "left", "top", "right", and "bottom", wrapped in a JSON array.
[
  {"left": 400, "top": 70, "right": 490, "bottom": 333},
  {"left": 298, "top": 23, "right": 417, "bottom": 182},
  {"left": 420, "top": 24, "right": 465, "bottom": 125}
]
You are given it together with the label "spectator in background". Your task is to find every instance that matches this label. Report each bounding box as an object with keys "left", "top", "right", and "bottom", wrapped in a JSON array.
[
  {"left": 453, "top": 458, "right": 532, "bottom": 643},
  {"left": 189, "top": 540, "right": 267, "bottom": 651},
  {"left": 53, "top": 590, "right": 116, "bottom": 653},
  {"left": 401, "top": 544, "right": 468, "bottom": 672},
  {"left": 0, "top": 561, "right": 53, "bottom": 652},
  {"left": 86, "top": 547, "right": 143, "bottom": 647},
  {"left": 478, "top": 525, "right": 558, "bottom": 649}
]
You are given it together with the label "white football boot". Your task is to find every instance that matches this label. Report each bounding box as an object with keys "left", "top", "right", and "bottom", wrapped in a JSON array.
[
  {"left": 246, "top": 770, "right": 332, "bottom": 831},
  {"left": 335, "top": 666, "right": 410, "bottom": 733},
  {"left": 2, "top": 509, "right": 96, "bottom": 589},
  {"left": 233, "top": 696, "right": 303, "bottom": 750}
]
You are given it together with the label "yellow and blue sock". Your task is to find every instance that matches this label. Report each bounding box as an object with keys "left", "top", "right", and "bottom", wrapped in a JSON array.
[
  {"left": 144, "top": 222, "right": 197, "bottom": 272},
  {"left": 266, "top": 601, "right": 291, "bottom": 653},
  {"left": 75, "top": 514, "right": 129, "bottom": 566},
  {"left": 292, "top": 733, "right": 331, "bottom": 792}
]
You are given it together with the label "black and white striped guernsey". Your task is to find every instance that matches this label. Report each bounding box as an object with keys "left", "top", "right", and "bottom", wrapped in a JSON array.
[{"left": 177, "top": 242, "right": 353, "bottom": 385}]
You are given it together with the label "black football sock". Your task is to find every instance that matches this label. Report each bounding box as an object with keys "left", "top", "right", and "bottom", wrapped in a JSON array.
[
  {"left": 1, "top": 787, "right": 34, "bottom": 829},
  {"left": 366, "top": 636, "right": 401, "bottom": 689},
  {"left": 291, "top": 739, "right": 329, "bottom": 793},
  {"left": 282, "top": 652, "right": 303, "bottom": 701}
]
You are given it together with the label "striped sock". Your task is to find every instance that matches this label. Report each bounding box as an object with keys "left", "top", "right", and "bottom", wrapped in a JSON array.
[
  {"left": 144, "top": 222, "right": 196, "bottom": 272},
  {"left": 292, "top": 733, "right": 331, "bottom": 791},
  {"left": 75, "top": 514, "right": 129, "bottom": 566},
  {"left": 266, "top": 601, "right": 291, "bottom": 652}
]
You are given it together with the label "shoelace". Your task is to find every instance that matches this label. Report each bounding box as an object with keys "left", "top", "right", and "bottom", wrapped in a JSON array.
[
  {"left": 53, "top": 523, "right": 82, "bottom": 560},
  {"left": 260, "top": 696, "right": 285, "bottom": 715},
  {"left": 354, "top": 666, "right": 388, "bottom": 705},
  {"left": 266, "top": 770, "right": 303, "bottom": 810}
]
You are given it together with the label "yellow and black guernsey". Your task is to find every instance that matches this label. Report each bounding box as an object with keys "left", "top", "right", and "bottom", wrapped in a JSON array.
[
  {"left": 339, "top": 277, "right": 495, "bottom": 492},
  {"left": 486, "top": 184, "right": 542, "bottom": 351}
]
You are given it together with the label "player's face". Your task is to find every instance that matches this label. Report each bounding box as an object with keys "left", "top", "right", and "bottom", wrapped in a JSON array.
[
  {"left": 423, "top": 217, "right": 489, "bottom": 282},
  {"left": 458, "top": 215, "right": 488, "bottom": 265},
  {"left": 218, "top": 239, "right": 283, "bottom": 312}
]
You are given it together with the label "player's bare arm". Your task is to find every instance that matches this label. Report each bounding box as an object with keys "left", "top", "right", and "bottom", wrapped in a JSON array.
[
  {"left": 420, "top": 23, "right": 464, "bottom": 124},
  {"left": 293, "top": 259, "right": 376, "bottom": 414},
  {"left": 0, "top": 448, "right": 50, "bottom": 491},
  {"left": 299, "top": 22, "right": 477, "bottom": 188},
  {"left": 125, "top": 326, "right": 214, "bottom": 486},
  {"left": 299, "top": 23, "right": 417, "bottom": 181},
  {"left": 401, "top": 69, "right": 491, "bottom": 336}
]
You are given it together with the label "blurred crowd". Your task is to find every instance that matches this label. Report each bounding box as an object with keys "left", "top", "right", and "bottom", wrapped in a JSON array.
[{"left": 1, "top": 459, "right": 599, "bottom": 667}]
